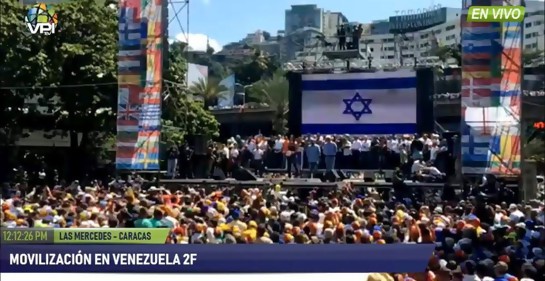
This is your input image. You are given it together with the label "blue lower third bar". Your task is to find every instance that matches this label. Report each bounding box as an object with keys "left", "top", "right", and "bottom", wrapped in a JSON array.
[{"left": 0, "top": 244, "right": 433, "bottom": 273}]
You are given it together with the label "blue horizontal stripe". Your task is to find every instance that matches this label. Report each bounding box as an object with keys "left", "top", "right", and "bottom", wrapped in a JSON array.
[
  {"left": 118, "top": 44, "right": 142, "bottom": 51},
  {"left": 118, "top": 66, "right": 141, "bottom": 72},
  {"left": 301, "top": 123, "right": 416, "bottom": 135},
  {"left": 119, "top": 39, "right": 142, "bottom": 47},
  {"left": 462, "top": 154, "right": 488, "bottom": 164},
  {"left": 0, "top": 244, "right": 434, "bottom": 273},
  {"left": 503, "top": 30, "right": 521, "bottom": 40},
  {"left": 139, "top": 125, "right": 161, "bottom": 130},
  {"left": 118, "top": 28, "right": 142, "bottom": 34},
  {"left": 462, "top": 33, "right": 500, "bottom": 41},
  {"left": 462, "top": 142, "right": 490, "bottom": 148},
  {"left": 462, "top": 44, "right": 502, "bottom": 54},
  {"left": 116, "top": 163, "right": 160, "bottom": 170},
  {"left": 302, "top": 78, "right": 416, "bottom": 91},
  {"left": 496, "top": 90, "right": 520, "bottom": 97}
]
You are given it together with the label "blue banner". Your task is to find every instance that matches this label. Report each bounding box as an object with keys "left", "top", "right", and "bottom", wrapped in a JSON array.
[{"left": 0, "top": 244, "right": 433, "bottom": 273}]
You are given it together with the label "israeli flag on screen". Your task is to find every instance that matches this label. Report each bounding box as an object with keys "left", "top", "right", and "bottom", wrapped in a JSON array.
[{"left": 301, "top": 69, "right": 417, "bottom": 135}]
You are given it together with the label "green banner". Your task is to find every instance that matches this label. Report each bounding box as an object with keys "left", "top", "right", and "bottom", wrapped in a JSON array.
[{"left": 53, "top": 229, "right": 170, "bottom": 244}]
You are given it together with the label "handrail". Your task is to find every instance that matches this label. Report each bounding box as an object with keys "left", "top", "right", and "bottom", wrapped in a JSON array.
[{"left": 435, "top": 120, "right": 448, "bottom": 134}]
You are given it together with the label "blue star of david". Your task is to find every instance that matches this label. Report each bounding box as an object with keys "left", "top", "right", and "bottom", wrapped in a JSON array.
[{"left": 342, "top": 92, "right": 372, "bottom": 121}]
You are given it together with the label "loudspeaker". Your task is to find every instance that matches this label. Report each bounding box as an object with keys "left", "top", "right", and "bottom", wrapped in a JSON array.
[
  {"left": 324, "top": 170, "right": 340, "bottom": 182},
  {"left": 232, "top": 167, "right": 259, "bottom": 181},
  {"left": 193, "top": 135, "right": 208, "bottom": 155},
  {"left": 212, "top": 167, "right": 226, "bottom": 180},
  {"left": 312, "top": 172, "right": 324, "bottom": 181}
]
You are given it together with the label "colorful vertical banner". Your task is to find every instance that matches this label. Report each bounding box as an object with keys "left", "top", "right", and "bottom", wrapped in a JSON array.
[
  {"left": 116, "top": 0, "right": 163, "bottom": 170},
  {"left": 460, "top": 0, "right": 521, "bottom": 175}
]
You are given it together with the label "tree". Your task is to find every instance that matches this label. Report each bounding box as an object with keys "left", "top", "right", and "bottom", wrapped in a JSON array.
[
  {"left": 166, "top": 41, "right": 188, "bottom": 84},
  {"left": 434, "top": 45, "right": 461, "bottom": 65},
  {"left": 161, "top": 92, "right": 220, "bottom": 145},
  {"left": 262, "top": 31, "right": 271, "bottom": 41},
  {"left": 0, "top": 0, "right": 51, "bottom": 145},
  {"left": 35, "top": 0, "right": 118, "bottom": 178},
  {"left": 188, "top": 77, "right": 227, "bottom": 107},
  {"left": 163, "top": 43, "right": 219, "bottom": 145},
  {"left": 233, "top": 49, "right": 271, "bottom": 85},
  {"left": 248, "top": 70, "right": 289, "bottom": 134}
]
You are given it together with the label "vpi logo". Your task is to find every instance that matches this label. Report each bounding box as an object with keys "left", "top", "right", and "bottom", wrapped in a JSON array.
[{"left": 25, "top": 3, "right": 58, "bottom": 35}]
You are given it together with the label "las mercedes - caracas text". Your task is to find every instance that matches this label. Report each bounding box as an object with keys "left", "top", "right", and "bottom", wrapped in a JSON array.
[
  {"left": 10, "top": 251, "right": 198, "bottom": 266},
  {"left": 58, "top": 230, "right": 151, "bottom": 241}
]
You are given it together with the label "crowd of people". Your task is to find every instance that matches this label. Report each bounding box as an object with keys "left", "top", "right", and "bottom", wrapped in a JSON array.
[
  {"left": 1, "top": 169, "right": 544, "bottom": 280},
  {"left": 166, "top": 133, "right": 455, "bottom": 181},
  {"left": 2, "top": 132, "right": 544, "bottom": 281}
]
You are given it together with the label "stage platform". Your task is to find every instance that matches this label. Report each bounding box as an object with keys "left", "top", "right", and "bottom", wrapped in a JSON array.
[
  {"left": 156, "top": 178, "right": 452, "bottom": 190},
  {"left": 266, "top": 168, "right": 394, "bottom": 178},
  {"left": 323, "top": 49, "right": 362, "bottom": 60}
]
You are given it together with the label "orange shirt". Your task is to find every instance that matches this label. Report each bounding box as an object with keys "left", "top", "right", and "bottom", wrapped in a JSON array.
[{"left": 282, "top": 139, "right": 290, "bottom": 153}]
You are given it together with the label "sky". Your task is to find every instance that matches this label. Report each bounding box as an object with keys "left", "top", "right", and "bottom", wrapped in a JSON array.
[{"left": 169, "top": 0, "right": 464, "bottom": 52}]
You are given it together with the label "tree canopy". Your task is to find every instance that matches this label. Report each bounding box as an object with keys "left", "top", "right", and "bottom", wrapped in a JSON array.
[
  {"left": 0, "top": 0, "right": 219, "bottom": 177},
  {"left": 248, "top": 70, "right": 289, "bottom": 134}
]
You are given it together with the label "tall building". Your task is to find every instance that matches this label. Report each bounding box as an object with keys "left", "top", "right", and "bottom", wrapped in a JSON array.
[
  {"left": 289, "top": 1, "right": 544, "bottom": 68},
  {"left": 242, "top": 30, "right": 266, "bottom": 46},
  {"left": 322, "top": 11, "right": 349, "bottom": 37},
  {"left": 285, "top": 4, "right": 323, "bottom": 34},
  {"left": 284, "top": 4, "right": 324, "bottom": 61},
  {"left": 523, "top": 0, "right": 545, "bottom": 51}
]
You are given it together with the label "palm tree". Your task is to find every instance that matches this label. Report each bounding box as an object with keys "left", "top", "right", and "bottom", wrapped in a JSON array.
[
  {"left": 249, "top": 70, "right": 289, "bottom": 134},
  {"left": 188, "top": 77, "right": 227, "bottom": 107},
  {"left": 251, "top": 49, "right": 269, "bottom": 70}
]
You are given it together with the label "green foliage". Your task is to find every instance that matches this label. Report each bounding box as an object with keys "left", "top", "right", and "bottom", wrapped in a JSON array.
[
  {"left": 161, "top": 87, "right": 220, "bottom": 145},
  {"left": 188, "top": 77, "right": 227, "bottom": 107},
  {"left": 166, "top": 42, "right": 188, "bottom": 84},
  {"left": 248, "top": 70, "right": 289, "bottom": 134},
  {"left": 1, "top": 0, "right": 220, "bottom": 176},
  {"left": 39, "top": 0, "right": 118, "bottom": 140},
  {"left": 0, "top": 0, "right": 51, "bottom": 144},
  {"left": 232, "top": 50, "right": 278, "bottom": 85},
  {"left": 434, "top": 45, "right": 461, "bottom": 65},
  {"left": 163, "top": 42, "right": 220, "bottom": 145}
]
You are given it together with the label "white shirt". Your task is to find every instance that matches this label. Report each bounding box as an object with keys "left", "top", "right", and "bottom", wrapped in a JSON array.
[
  {"left": 252, "top": 148, "right": 263, "bottom": 160},
  {"left": 411, "top": 160, "right": 425, "bottom": 173},
  {"left": 222, "top": 147, "right": 230, "bottom": 158},
  {"left": 430, "top": 146, "right": 439, "bottom": 161},
  {"left": 509, "top": 209, "right": 525, "bottom": 222},
  {"left": 426, "top": 166, "right": 442, "bottom": 176},
  {"left": 361, "top": 140, "right": 371, "bottom": 152},
  {"left": 389, "top": 139, "right": 399, "bottom": 153},
  {"left": 273, "top": 139, "right": 284, "bottom": 151},
  {"left": 462, "top": 275, "right": 481, "bottom": 281},
  {"left": 230, "top": 148, "right": 239, "bottom": 159},
  {"left": 350, "top": 140, "right": 362, "bottom": 150},
  {"left": 247, "top": 141, "right": 256, "bottom": 151},
  {"left": 425, "top": 138, "right": 433, "bottom": 146}
]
